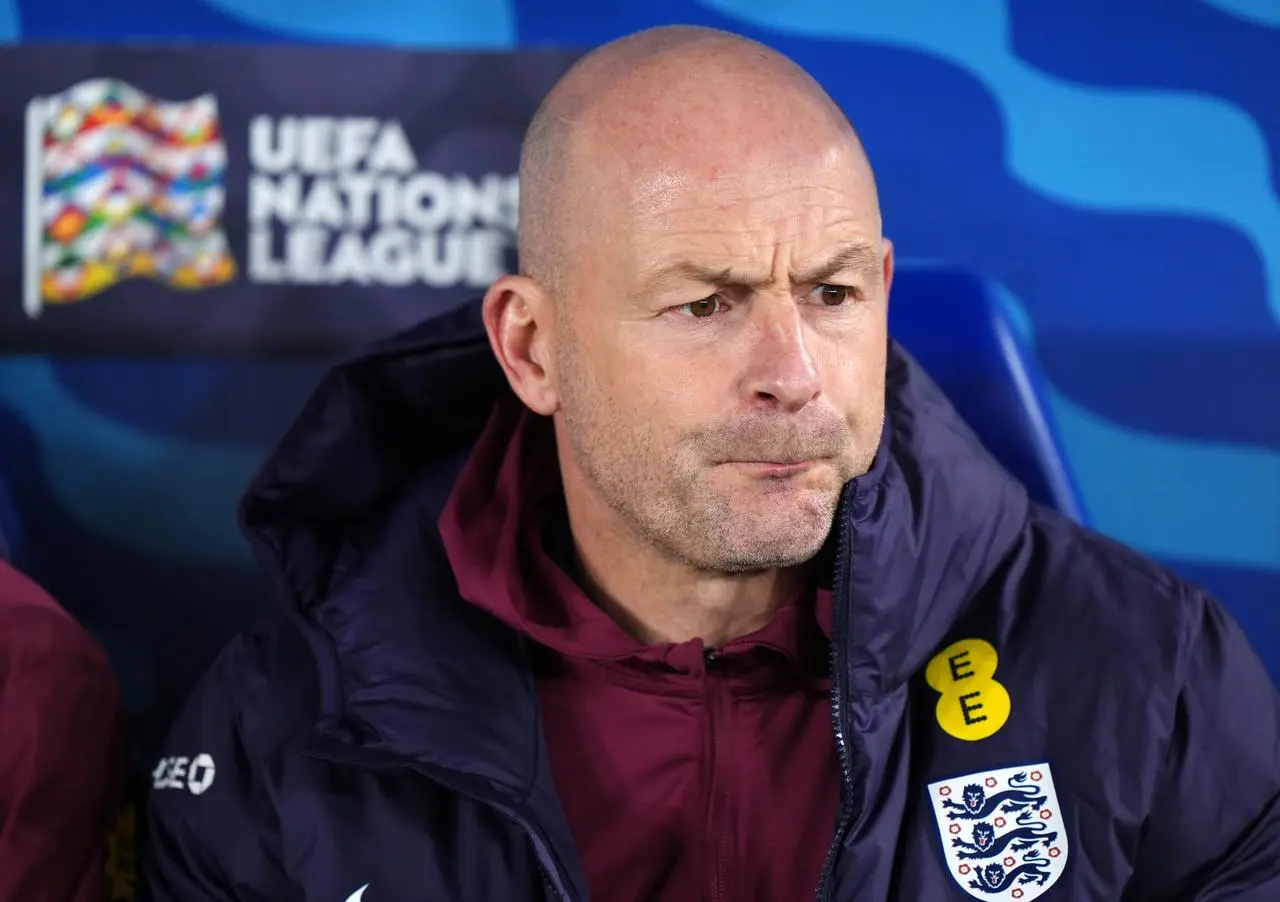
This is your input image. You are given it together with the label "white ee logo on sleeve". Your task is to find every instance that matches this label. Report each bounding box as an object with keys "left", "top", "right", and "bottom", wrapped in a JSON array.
[{"left": 153, "top": 753, "right": 216, "bottom": 795}]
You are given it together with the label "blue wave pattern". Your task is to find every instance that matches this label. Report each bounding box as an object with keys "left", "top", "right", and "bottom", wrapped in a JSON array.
[
  {"left": 1008, "top": 0, "right": 1280, "bottom": 196},
  {"left": 1, "top": 0, "right": 1277, "bottom": 709},
  {"left": 205, "top": 0, "right": 516, "bottom": 47},
  {"left": 1201, "top": 0, "right": 1280, "bottom": 29},
  {"left": 0, "top": 359, "right": 264, "bottom": 568}
]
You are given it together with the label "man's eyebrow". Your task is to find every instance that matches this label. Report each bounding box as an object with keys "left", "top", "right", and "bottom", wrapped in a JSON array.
[
  {"left": 640, "top": 241, "right": 881, "bottom": 293},
  {"left": 794, "top": 241, "right": 881, "bottom": 285}
]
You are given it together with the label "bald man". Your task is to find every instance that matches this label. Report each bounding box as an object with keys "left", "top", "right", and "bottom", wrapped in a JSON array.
[{"left": 143, "top": 26, "right": 1280, "bottom": 902}]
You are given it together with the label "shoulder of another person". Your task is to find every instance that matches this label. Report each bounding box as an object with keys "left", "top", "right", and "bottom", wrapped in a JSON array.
[{"left": 0, "top": 561, "right": 115, "bottom": 674}]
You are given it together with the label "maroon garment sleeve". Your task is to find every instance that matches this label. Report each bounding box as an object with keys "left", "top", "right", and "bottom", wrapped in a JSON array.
[{"left": 0, "top": 561, "right": 126, "bottom": 902}]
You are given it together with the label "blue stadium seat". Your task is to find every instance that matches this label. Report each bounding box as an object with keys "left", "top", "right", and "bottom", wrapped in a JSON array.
[
  {"left": 0, "top": 356, "right": 327, "bottom": 760},
  {"left": 0, "top": 468, "right": 21, "bottom": 564},
  {"left": 889, "top": 264, "right": 1089, "bottom": 524}
]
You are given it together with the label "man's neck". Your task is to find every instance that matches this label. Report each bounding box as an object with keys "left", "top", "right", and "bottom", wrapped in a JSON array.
[{"left": 562, "top": 504, "right": 808, "bottom": 649}]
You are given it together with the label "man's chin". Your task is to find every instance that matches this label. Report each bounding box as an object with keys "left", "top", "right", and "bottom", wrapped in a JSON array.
[
  {"left": 703, "top": 540, "right": 827, "bottom": 574},
  {"left": 698, "top": 509, "right": 835, "bottom": 572},
  {"left": 744, "top": 480, "right": 843, "bottom": 519}
]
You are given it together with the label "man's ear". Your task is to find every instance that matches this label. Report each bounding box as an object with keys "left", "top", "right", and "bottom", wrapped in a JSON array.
[
  {"left": 881, "top": 237, "right": 895, "bottom": 299},
  {"left": 482, "top": 274, "right": 560, "bottom": 415}
]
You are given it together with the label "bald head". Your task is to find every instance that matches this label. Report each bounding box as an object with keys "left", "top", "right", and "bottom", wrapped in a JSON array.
[{"left": 517, "top": 25, "right": 876, "bottom": 294}]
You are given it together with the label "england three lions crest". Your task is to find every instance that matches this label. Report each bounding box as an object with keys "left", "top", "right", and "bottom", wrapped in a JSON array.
[{"left": 927, "top": 763, "right": 1068, "bottom": 900}]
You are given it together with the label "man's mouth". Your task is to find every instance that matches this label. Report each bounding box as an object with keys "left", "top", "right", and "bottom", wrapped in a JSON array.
[{"left": 722, "top": 459, "right": 819, "bottom": 477}]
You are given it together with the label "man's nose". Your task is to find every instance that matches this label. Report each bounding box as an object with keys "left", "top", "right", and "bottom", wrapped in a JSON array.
[{"left": 738, "top": 300, "right": 822, "bottom": 413}]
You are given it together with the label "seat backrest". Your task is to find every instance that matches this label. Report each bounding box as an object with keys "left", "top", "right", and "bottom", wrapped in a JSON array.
[
  {"left": 0, "top": 356, "right": 328, "bottom": 760},
  {"left": 888, "top": 265, "right": 1088, "bottom": 524},
  {"left": 0, "top": 466, "right": 19, "bottom": 563}
]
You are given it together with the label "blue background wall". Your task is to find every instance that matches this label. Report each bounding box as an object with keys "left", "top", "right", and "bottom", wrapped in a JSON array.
[{"left": 1, "top": 2, "right": 1277, "bottom": 699}]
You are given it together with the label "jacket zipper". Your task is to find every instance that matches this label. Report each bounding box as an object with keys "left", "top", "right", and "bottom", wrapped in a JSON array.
[
  {"left": 704, "top": 647, "right": 728, "bottom": 902},
  {"left": 498, "top": 804, "right": 574, "bottom": 902},
  {"left": 408, "top": 763, "right": 575, "bottom": 902},
  {"left": 814, "top": 509, "right": 855, "bottom": 902}
]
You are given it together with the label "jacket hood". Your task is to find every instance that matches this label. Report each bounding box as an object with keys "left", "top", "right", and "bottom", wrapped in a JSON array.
[
  {"left": 433, "top": 390, "right": 834, "bottom": 678},
  {"left": 240, "top": 298, "right": 1029, "bottom": 767}
]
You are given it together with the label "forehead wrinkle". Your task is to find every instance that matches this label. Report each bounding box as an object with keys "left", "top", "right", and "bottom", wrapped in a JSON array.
[
  {"left": 641, "top": 237, "right": 882, "bottom": 297},
  {"left": 634, "top": 173, "right": 878, "bottom": 230},
  {"left": 639, "top": 208, "right": 877, "bottom": 260},
  {"left": 640, "top": 200, "right": 874, "bottom": 242}
]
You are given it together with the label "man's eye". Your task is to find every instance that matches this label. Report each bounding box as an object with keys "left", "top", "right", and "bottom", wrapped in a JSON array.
[
  {"left": 677, "top": 296, "right": 723, "bottom": 318},
  {"left": 816, "top": 284, "right": 854, "bottom": 306}
]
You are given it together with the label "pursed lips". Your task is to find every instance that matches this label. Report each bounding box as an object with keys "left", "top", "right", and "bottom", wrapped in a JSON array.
[{"left": 721, "top": 459, "right": 820, "bottom": 476}]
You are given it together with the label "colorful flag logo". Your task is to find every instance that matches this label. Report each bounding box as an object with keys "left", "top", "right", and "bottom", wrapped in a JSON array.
[{"left": 23, "top": 78, "right": 236, "bottom": 318}]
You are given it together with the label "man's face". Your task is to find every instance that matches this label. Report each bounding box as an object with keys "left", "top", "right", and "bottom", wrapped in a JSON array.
[{"left": 552, "top": 135, "right": 890, "bottom": 573}]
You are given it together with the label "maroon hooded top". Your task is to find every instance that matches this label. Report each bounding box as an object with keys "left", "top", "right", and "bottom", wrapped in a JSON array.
[
  {"left": 0, "top": 558, "right": 125, "bottom": 901},
  {"left": 440, "top": 398, "right": 841, "bottom": 901}
]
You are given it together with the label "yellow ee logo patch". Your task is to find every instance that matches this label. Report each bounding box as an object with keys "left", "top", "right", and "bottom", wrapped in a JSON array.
[{"left": 925, "top": 638, "right": 1011, "bottom": 741}]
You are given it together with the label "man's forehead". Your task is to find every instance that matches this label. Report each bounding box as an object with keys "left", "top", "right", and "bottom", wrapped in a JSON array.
[{"left": 598, "top": 147, "right": 882, "bottom": 291}]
